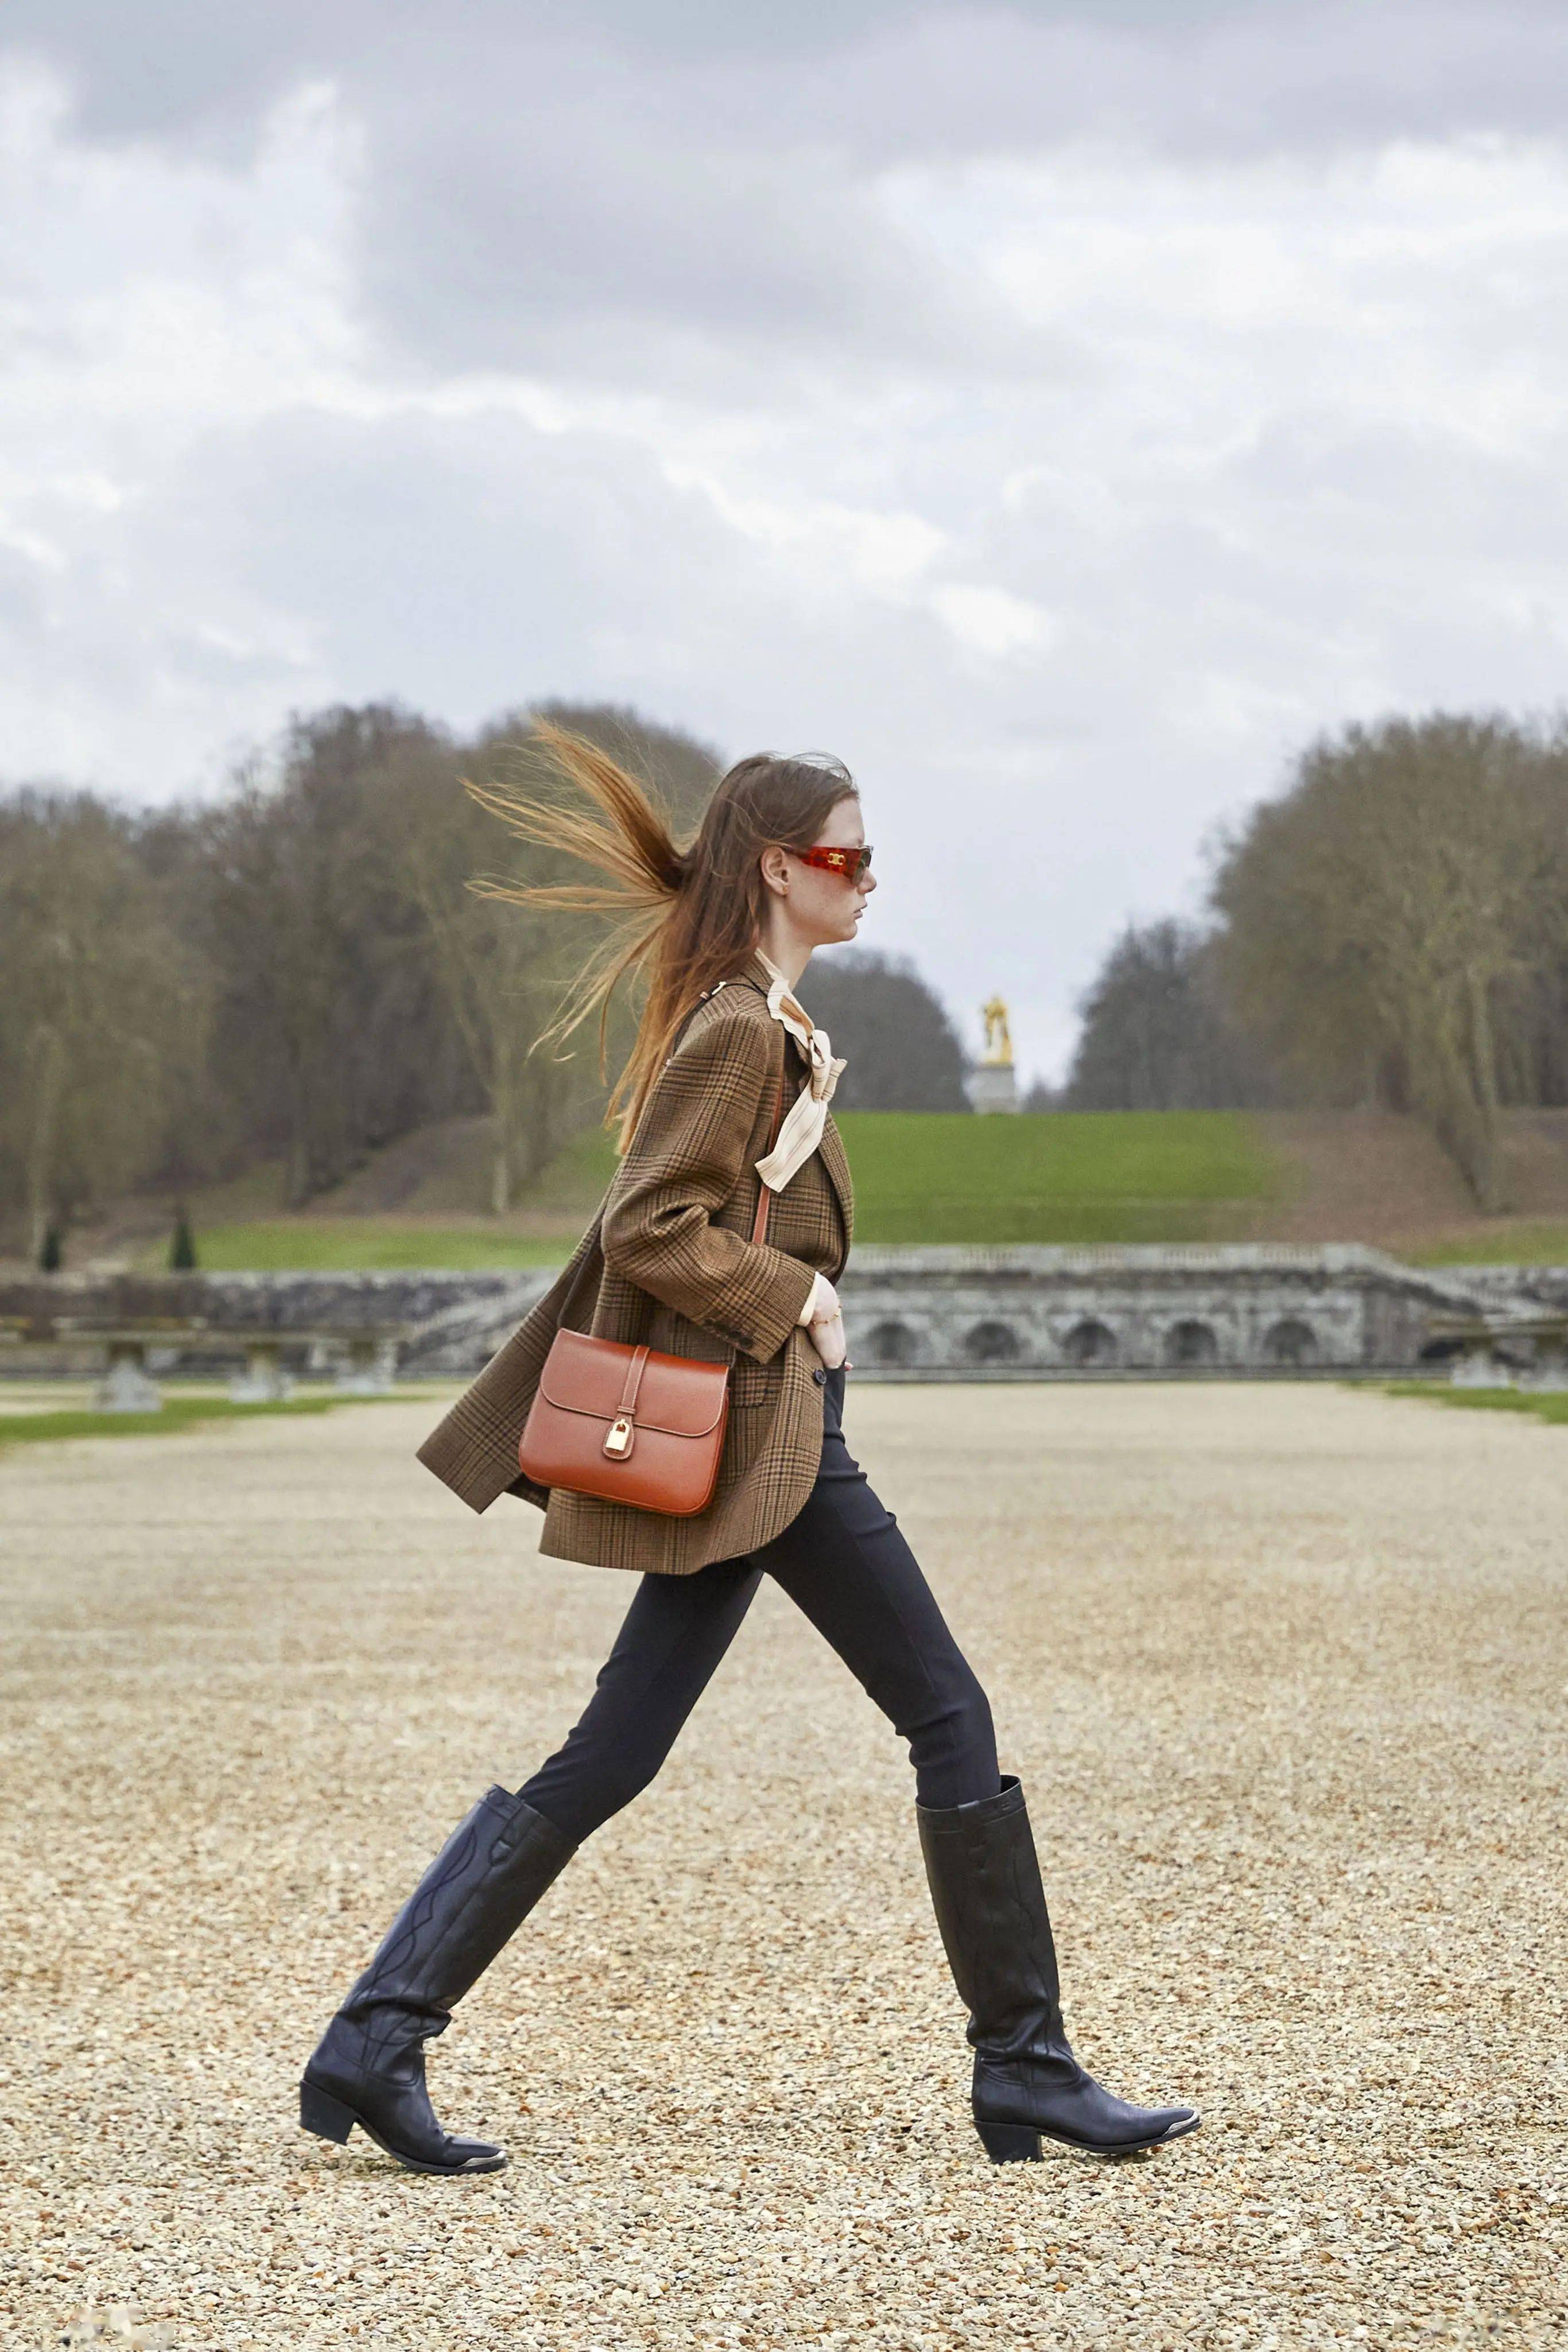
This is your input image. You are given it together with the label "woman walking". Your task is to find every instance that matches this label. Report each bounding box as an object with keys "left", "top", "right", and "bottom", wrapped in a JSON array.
[{"left": 300, "top": 729, "right": 1200, "bottom": 2175}]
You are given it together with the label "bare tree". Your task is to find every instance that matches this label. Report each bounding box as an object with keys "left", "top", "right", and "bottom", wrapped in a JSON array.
[
  {"left": 197, "top": 704, "right": 469, "bottom": 1205},
  {"left": 0, "top": 701, "right": 727, "bottom": 1237},
  {"left": 798, "top": 950, "right": 972, "bottom": 1110},
  {"left": 389, "top": 743, "right": 574, "bottom": 1212},
  {"left": 1211, "top": 714, "right": 1568, "bottom": 1204},
  {"left": 0, "top": 792, "right": 208, "bottom": 1249},
  {"left": 1065, "top": 919, "right": 1275, "bottom": 1111}
]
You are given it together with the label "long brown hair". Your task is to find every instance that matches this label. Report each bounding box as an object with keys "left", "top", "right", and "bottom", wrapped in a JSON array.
[{"left": 466, "top": 720, "right": 857, "bottom": 1143}]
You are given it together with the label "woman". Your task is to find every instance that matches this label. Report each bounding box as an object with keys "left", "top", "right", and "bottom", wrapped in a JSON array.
[{"left": 299, "top": 729, "right": 1200, "bottom": 2175}]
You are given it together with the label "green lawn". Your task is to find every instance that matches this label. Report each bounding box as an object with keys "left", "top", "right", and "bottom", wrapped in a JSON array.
[
  {"left": 153, "top": 1222, "right": 581, "bottom": 1272},
  {"left": 837, "top": 1109, "right": 1282, "bottom": 1245},
  {"left": 0, "top": 1392, "right": 426, "bottom": 1450},
  {"left": 126, "top": 1111, "right": 1285, "bottom": 1270},
  {"left": 512, "top": 1123, "right": 620, "bottom": 1209},
  {"left": 1406, "top": 1221, "right": 1568, "bottom": 1267},
  {"left": 1383, "top": 1382, "right": 1568, "bottom": 1426}
]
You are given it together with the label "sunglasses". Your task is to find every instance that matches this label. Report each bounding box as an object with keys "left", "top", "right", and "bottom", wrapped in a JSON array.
[{"left": 793, "top": 843, "right": 874, "bottom": 883}]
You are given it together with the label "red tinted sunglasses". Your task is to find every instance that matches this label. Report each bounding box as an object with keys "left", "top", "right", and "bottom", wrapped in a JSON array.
[{"left": 794, "top": 843, "right": 874, "bottom": 882}]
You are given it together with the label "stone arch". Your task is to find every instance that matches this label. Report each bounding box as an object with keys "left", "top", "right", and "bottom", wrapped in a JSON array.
[
  {"left": 863, "top": 1318, "right": 918, "bottom": 1368},
  {"left": 1165, "top": 1318, "right": 1218, "bottom": 1368},
  {"left": 1263, "top": 1317, "right": 1318, "bottom": 1368},
  {"left": 964, "top": 1319, "right": 1022, "bottom": 1366},
  {"left": 1063, "top": 1318, "right": 1118, "bottom": 1368}
]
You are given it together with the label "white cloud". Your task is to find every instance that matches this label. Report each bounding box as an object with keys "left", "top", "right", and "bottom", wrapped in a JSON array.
[
  {"left": 659, "top": 476, "right": 948, "bottom": 601},
  {"left": 930, "top": 584, "right": 1057, "bottom": 662},
  {"left": 6, "top": 15, "right": 1568, "bottom": 1082}
]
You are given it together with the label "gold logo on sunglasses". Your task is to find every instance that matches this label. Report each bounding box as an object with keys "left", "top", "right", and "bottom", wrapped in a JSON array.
[{"left": 795, "top": 844, "right": 873, "bottom": 882}]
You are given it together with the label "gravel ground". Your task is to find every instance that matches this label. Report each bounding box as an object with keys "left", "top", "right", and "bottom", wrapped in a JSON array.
[{"left": 1, "top": 1380, "right": 1563, "bottom": 2351}]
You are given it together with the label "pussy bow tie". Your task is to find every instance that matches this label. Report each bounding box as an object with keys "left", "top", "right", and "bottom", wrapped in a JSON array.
[{"left": 755, "top": 972, "right": 847, "bottom": 1191}]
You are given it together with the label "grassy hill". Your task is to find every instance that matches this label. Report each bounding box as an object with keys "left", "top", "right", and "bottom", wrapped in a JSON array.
[
  {"left": 83, "top": 1103, "right": 1568, "bottom": 1274},
  {"left": 835, "top": 1110, "right": 1279, "bottom": 1244},
  {"left": 151, "top": 1125, "right": 620, "bottom": 1271},
  {"left": 123, "top": 1106, "right": 1278, "bottom": 1269}
]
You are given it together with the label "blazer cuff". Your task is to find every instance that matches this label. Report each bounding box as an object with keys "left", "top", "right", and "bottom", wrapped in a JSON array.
[{"left": 733, "top": 1249, "right": 817, "bottom": 1364}]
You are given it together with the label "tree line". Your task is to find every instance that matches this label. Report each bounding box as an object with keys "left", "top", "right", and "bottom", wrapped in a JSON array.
[
  {"left": 1061, "top": 712, "right": 1568, "bottom": 1204},
  {"left": 9, "top": 700, "right": 1562, "bottom": 1253},
  {"left": 0, "top": 703, "right": 969, "bottom": 1255}
]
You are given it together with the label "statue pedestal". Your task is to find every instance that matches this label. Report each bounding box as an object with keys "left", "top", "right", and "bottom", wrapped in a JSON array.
[{"left": 966, "top": 1065, "right": 1019, "bottom": 1115}]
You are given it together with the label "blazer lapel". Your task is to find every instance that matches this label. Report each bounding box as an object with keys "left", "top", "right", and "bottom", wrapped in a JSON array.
[
  {"left": 817, "top": 1110, "right": 854, "bottom": 1255},
  {"left": 744, "top": 949, "right": 853, "bottom": 1253}
]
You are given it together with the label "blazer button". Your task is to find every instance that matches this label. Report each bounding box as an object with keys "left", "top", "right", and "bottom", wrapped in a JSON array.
[{"left": 812, "top": 1366, "right": 828, "bottom": 1387}]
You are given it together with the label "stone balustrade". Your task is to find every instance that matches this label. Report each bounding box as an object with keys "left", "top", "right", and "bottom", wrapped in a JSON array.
[
  {"left": 5, "top": 1247, "right": 1554, "bottom": 1388},
  {"left": 835, "top": 1244, "right": 1511, "bottom": 1378}
]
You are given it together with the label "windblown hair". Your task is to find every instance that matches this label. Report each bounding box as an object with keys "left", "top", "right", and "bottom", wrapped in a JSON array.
[{"left": 466, "top": 721, "right": 857, "bottom": 1144}]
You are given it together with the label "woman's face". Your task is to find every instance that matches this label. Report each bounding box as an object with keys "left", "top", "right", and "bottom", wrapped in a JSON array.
[{"left": 787, "top": 796, "right": 876, "bottom": 948}]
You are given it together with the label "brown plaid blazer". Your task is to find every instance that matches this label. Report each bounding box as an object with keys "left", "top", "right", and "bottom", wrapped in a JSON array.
[{"left": 415, "top": 958, "right": 853, "bottom": 1575}]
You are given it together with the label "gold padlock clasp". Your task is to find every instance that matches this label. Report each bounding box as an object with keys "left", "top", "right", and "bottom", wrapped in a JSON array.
[{"left": 603, "top": 1414, "right": 634, "bottom": 1458}]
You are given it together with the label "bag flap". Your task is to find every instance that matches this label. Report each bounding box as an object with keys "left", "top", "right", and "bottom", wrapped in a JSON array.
[{"left": 538, "top": 1329, "right": 728, "bottom": 1439}]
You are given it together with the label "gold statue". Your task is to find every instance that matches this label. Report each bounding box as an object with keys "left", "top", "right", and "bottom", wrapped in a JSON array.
[{"left": 980, "top": 994, "right": 1014, "bottom": 1068}]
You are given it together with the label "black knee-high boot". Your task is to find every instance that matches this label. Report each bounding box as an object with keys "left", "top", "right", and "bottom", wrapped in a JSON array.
[
  {"left": 300, "top": 1787, "right": 575, "bottom": 2175},
  {"left": 917, "top": 1775, "right": 1200, "bottom": 2162}
]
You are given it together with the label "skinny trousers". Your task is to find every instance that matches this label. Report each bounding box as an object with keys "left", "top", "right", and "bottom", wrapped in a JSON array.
[{"left": 518, "top": 1369, "right": 1000, "bottom": 1845}]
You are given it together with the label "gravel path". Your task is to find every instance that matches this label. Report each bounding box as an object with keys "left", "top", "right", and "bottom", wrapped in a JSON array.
[{"left": 2, "top": 1381, "right": 1563, "bottom": 2350}]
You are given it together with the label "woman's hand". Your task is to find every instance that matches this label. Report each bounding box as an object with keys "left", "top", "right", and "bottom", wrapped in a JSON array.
[{"left": 799, "top": 1273, "right": 849, "bottom": 1371}]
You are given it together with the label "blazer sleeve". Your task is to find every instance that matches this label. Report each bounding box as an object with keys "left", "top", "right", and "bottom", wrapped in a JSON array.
[{"left": 600, "top": 1004, "right": 816, "bottom": 1363}]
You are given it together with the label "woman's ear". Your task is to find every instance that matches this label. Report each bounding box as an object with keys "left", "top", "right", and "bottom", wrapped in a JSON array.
[{"left": 759, "top": 843, "right": 791, "bottom": 899}]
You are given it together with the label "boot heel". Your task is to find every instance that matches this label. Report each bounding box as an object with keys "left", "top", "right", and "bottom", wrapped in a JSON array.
[
  {"left": 976, "top": 2119, "right": 1042, "bottom": 2164},
  {"left": 300, "top": 2078, "right": 356, "bottom": 2145}
]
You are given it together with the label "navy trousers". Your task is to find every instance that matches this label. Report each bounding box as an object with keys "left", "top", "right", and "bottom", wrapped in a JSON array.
[{"left": 519, "top": 1368, "right": 1000, "bottom": 1843}]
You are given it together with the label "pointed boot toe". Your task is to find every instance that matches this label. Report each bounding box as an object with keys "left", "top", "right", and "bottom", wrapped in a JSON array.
[
  {"left": 300, "top": 2055, "right": 508, "bottom": 2175},
  {"left": 975, "top": 2051, "right": 1200, "bottom": 2160}
]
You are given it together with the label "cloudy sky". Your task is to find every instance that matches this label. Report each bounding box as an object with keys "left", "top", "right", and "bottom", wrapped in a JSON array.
[{"left": 6, "top": 1, "right": 1568, "bottom": 1079}]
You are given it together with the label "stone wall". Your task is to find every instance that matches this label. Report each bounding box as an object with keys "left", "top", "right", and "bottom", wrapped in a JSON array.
[
  {"left": 836, "top": 1244, "right": 1487, "bottom": 1378},
  {"left": 0, "top": 1268, "right": 555, "bottom": 1381},
  {"left": 1426, "top": 1264, "right": 1568, "bottom": 1313},
  {"left": 0, "top": 1245, "right": 1513, "bottom": 1383}
]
